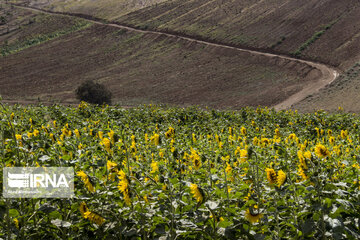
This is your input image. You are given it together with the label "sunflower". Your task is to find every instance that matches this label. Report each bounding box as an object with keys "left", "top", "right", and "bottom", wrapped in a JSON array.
[
  {"left": 15, "top": 134, "right": 23, "bottom": 147},
  {"left": 107, "top": 160, "right": 118, "bottom": 173},
  {"left": 122, "top": 188, "right": 131, "bottom": 205},
  {"left": 190, "top": 148, "right": 201, "bottom": 170},
  {"left": 304, "top": 151, "right": 312, "bottom": 160},
  {"left": 83, "top": 211, "right": 105, "bottom": 226},
  {"left": 277, "top": 170, "right": 286, "bottom": 187},
  {"left": 74, "top": 129, "right": 80, "bottom": 138},
  {"left": 77, "top": 171, "right": 95, "bottom": 193},
  {"left": 101, "top": 138, "right": 111, "bottom": 153},
  {"left": 13, "top": 218, "right": 19, "bottom": 229},
  {"left": 15, "top": 134, "right": 22, "bottom": 141},
  {"left": 165, "top": 127, "right": 175, "bottom": 138},
  {"left": 151, "top": 134, "right": 160, "bottom": 145},
  {"left": 315, "top": 144, "right": 330, "bottom": 158},
  {"left": 298, "top": 151, "right": 308, "bottom": 170},
  {"left": 192, "top": 133, "right": 196, "bottom": 143},
  {"left": 297, "top": 165, "right": 308, "bottom": 181},
  {"left": 108, "top": 130, "right": 115, "bottom": 144},
  {"left": 265, "top": 168, "right": 277, "bottom": 184},
  {"left": 33, "top": 129, "right": 39, "bottom": 137},
  {"left": 245, "top": 207, "right": 263, "bottom": 224},
  {"left": 327, "top": 129, "right": 332, "bottom": 136},
  {"left": 97, "top": 131, "right": 103, "bottom": 139},
  {"left": 288, "top": 133, "right": 297, "bottom": 141},
  {"left": 79, "top": 202, "right": 89, "bottom": 217},
  {"left": 150, "top": 161, "right": 159, "bottom": 174},
  {"left": 107, "top": 160, "right": 118, "bottom": 181},
  {"left": 274, "top": 128, "right": 280, "bottom": 137},
  {"left": 253, "top": 137, "right": 260, "bottom": 146},
  {"left": 261, "top": 138, "right": 270, "bottom": 146},
  {"left": 240, "top": 127, "right": 247, "bottom": 135},
  {"left": 225, "top": 163, "right": 232, "bottom": 174},
  {"left": 118, "top": 176, "right": 129, "bottom": 193},
  {"left": 190, "top": 183, "right": 204, "bottom": 204},
  {"left": 118, "top": 170, "right": 131, "bottom": 205},
  {"left": 340, "top": 130, "right": 348, "bottom": 139}
]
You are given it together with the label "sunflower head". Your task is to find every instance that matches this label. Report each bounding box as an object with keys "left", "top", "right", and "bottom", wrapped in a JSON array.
[
  {"left": 84, "top": 211, "right": 105, "bottom": 226},
  {"left": 190, "top": 183, "right": 204, "bottom": 204},
  {"left": 79, "top": 202, "right": 89, "bottom": 217},
  {"left": 277, "top": 170, "right": 287, "bottom": 187},
  {"left": 77, "top": 171, "right": 95, "bottom": 193},
  {"left": 315, "top": 144, "right": 330, "bottom": 158},
  {"left": 245, "top": 207, "right": 263, "bottom": 224},
  {"left": 107, "top": 160, "right": 118, "bottom": 173},
  {"left": 298, "top": 165, "right": 308, "bottom": 181},
  {"left": 265, "top": 168, "right": 277, "bottom": 184}
]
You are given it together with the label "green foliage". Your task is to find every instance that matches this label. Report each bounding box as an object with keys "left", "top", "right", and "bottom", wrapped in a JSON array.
[
  {"left": 0, "top": 103, "right": 359, "bottom": 239},
  {"left": 75, "top": 80, "right": 112, "bottom": 105},
  {"left": 293, "top": 30, "right": 325, "bottom": 57},
  {"left": 293, "top": 19, "right": 339, "bottom": 57}
]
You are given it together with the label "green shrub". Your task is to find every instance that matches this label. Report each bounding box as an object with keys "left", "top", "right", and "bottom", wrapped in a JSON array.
[{"left": 75, "top": 80, "right": 112, "bottom": 105}]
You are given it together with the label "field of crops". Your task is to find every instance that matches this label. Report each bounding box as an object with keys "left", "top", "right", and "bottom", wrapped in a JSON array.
[{"left": 0, "top": 101, "right": 359, "bottom": 239}]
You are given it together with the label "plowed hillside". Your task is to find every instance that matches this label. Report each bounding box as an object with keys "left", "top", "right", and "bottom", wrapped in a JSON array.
[
  {"left": 10, "top": 0, "right": 168, "bottom": 20},
  {"left": 17, "top": 0, "right": 360, "bottom": 70},
  {"left": 0, "top": 7, "right": 321, "bottom": 108},
  {"left": 116, "top": 0, "right": 360, "bottom": 70},
  {"left": 13, "top": 0, "right": 360, "bottom": 70},
  {"left": 3, "top": 1, "right": 360, "bottom": 111},
  {"left": 0, "top": 5, "right": 89, "bottom": 54}
]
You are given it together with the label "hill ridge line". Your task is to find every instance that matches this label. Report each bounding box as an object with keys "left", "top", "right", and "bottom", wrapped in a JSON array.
[{"left": 11, "top": 4, "right": 340, "bottom": 110}]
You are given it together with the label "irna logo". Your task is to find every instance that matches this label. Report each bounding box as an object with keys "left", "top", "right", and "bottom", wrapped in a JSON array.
[
  {"left": 7, "top": 172, "right": 70, "bottom": 188},
  {"left": 3, "top": 167, "right": 74, "bottom": 198}
]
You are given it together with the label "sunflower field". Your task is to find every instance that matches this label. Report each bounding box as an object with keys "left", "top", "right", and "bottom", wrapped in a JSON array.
[{"left": 0, "top": 101, "right": 359, "bottom": 239}]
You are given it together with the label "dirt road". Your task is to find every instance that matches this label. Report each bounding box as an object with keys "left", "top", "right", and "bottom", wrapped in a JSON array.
[{"left": 10, "top": 4, "right": 340, "bottom": 110}]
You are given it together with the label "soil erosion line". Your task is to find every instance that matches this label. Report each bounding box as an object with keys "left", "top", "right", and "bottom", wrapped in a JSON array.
[{"left": 11, "top": 4, "right": 339, "bottom": 110}]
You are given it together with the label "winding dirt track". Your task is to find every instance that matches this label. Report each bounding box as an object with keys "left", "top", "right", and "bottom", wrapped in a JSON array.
[{"left": 11, "top": 4, "right": 340, "bottom": 110}]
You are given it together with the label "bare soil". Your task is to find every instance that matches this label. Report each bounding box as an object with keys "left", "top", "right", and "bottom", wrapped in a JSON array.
[
  {"left": 115, "top": 0, "right": 360, "bottom": 71},
  {"left": 294, "top": 62, "right": 360, "bottom": 113},
  {"left": 1, "top": 5, "right": 336, "bottom": 109}
]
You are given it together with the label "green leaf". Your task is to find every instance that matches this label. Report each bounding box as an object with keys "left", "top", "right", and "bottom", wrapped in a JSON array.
[
  {"left": 9, "top": 209, "right": 19, "bottom": 218},
  {"left": 51, "top": 219, "right": 72, "bottom": 228},
  {"left": 38, "top": 204, "right": 57, "bottom": 213},
  {"left": 268, "top": 206, "right": 276, "bottom": 212},
  {"left": 39, "top": 155, "right": 50, "bottom": 162},
  {"left": 325, "top": 216, "right": 342, "bottom": 229},
  {"left": 205, "top": 200, "right": 219, "bottom": 210},
  {"left": 324, "top": 198, "right": 332, "bottom": 208},
  {"left": 313, "top": 213, "right": 320, "bottom": 221}
]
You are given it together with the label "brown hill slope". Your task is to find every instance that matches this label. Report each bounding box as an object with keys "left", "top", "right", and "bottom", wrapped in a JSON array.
[
  {"left": 4, "top": 1, "right": 359, "bottom": 111},
  {"left": 294, "top": 62, "right": 360, "bottom": 112},
  {"left": 0, "top": 7, "right": 323, "bottom": 108},
  {"left": 116, "top": 0, "right": 360, "bottom": 71},
  {"left": 0, "top": 5, "right": 90, "bottom": 55},
  {"left": 9, "top": 0, "right": 168, "bottom": 20},
  {"left": 12, "top": 0, "right": 360, "bottom": 70}
]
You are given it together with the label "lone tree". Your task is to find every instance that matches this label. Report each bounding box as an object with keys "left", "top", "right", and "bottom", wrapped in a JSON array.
[{"left": 75, "top": 80, "right": 112, "bottom": 105}]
